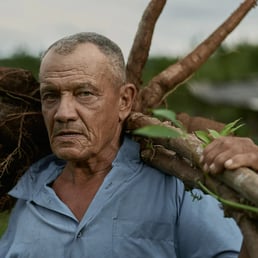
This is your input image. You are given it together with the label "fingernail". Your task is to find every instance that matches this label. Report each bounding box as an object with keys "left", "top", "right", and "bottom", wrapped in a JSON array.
[
  {"left": 209, "top": 163, "right": 216, "bottom": 173},
  {"left": 225, "top": 159, "right": 233, "bottom": 168}
]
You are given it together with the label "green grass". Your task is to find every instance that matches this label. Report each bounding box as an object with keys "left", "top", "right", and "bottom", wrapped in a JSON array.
[{"left": 0, "top": 212, "right": 10, "bottom": 237}]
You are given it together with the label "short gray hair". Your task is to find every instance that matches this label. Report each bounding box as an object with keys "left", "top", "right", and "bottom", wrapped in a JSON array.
[{"left": 41, "top": 32, "right": 126, "bottom": 85}]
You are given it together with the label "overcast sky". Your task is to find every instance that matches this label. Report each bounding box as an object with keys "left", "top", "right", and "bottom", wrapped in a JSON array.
[{"left": 0, "top": 0, "right": 257, "bottom": 59}]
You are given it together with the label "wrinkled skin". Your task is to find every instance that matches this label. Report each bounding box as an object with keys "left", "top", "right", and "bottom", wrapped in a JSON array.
[
  {"left": 40, "top": 43, "right": 136, "bottom": 171},
  {"left": 200, "top": 136, "right": 258, "bottom": 174},
  {"left": 39, "top": 43, "right": 136, "bottom": 220}
]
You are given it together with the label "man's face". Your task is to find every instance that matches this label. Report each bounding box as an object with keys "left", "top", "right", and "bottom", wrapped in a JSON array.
[{"left": 39, "top": 44, "right": 130, "bottom": 163}]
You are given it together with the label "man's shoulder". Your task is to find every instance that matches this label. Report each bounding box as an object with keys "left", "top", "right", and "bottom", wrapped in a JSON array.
[{"left": 120, "top": 136, "right": 184, "bottom": 185}]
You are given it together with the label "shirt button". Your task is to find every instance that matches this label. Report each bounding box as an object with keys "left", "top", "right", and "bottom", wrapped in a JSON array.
[{"left": 77, "top": 231, "right": 82, "bottom": 239}]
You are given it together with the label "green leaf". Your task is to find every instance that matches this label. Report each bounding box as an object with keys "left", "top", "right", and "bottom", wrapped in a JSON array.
[
  {"left": 152, "top": 109, "right": 184, "bottom": 129},
  {"left": 195, "top": 130, "right": 211, "bottom": 145},
  {"left": 208, "top": 129, "right": 221, "bottom": 139},
  {"left": 133, "top": 125, "right": 181, "bottom": 138},
  {"left": 220, "top": 118, "right": 243, "bottom": 136},
  {"left": 152, "top": 109, "right": 176, "bottom": 122},
  {"left": 195, "top": 118, "right": 245, "bottom": 147},
  {"left": 230, "top": 123, "right": 245, "bottom": 134}
]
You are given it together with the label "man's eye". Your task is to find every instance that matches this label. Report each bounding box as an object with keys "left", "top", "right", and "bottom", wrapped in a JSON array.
[
  {"left": 77, "top": 91, "right": 92, "bottom": 97},
  {"left": 41, "top": 93, "right": 58, "bottom": 102}
]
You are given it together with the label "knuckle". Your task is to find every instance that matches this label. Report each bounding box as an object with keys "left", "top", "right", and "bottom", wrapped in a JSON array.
[{"left": 249, "top": 152, "right": 258, "bottom": 162}]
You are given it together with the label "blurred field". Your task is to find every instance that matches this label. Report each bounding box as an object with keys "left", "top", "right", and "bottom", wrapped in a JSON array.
[{"left": 0, "top": 211, "right": 9, "bottom": 237}]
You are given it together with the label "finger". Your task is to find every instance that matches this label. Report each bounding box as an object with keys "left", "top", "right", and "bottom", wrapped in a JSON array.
[
  {"left": 225, "top": 153, "right": 258, "bottom": 171},
  {"left": 201, "top": 137, "right": 239, "bottom": 167},
  {"left": 201, "top": 138, "right": 225, "bottom": 166},
  {"left": 208, "top": 150, "right": 238, "bottom": 174},
  {"left": 201, "top": 147, "right": 241, "bottom": 174}
]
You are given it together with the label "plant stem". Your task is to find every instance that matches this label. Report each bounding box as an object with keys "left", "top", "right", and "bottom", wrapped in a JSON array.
[{"left": 198, "top": 181, "right": 258, "bottom": 214}]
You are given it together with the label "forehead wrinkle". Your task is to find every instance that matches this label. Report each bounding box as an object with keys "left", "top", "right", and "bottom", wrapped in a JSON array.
[
  {"left": 40, "top": 82, "right": 101, "bottom": 96},
  {"left": 40, "top": 66, "right": 88, "bottom": 79},
  {"left": 39, "top": 71, "right": 99, "bottom": 90}
]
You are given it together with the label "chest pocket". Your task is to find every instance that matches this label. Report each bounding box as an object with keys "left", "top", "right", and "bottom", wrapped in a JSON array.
[{"left": 112, "top": 218, "right": 176, "bottom": 258}]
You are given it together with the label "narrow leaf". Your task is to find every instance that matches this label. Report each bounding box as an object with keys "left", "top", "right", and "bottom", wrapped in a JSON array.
[
  {"left": 208, "top": 129, "right": 221, "bottom": 139},
  {"left": 231, "top": 123, "right": 245, "bottom": 133},
  {"left": 152, "top": 109, "right": 184, "bottom": 129},
  {"left": 220, "top": 118, "right": 242, "bottom": 136},
  {"left": 133, "top": 125, "right": 181, "bottom": 138},
  {"left": 195, "top": 130, "right": 211, "bottom": 145},
  {"left": 152, "top": 109, "right": 176, "bottom": 122}
]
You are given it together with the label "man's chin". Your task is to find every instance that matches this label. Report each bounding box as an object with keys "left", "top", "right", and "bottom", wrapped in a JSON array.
[{"left": 52, "top": 147, "right": 85, "bottom": 161}]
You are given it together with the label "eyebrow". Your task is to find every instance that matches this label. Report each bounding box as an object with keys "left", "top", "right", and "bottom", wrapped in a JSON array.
[
  {"left": 40, "top": 82, "right": 99, "bottom": 93},
  {"left": 40, "top": 84, "right": 57, "bottom": 93}
]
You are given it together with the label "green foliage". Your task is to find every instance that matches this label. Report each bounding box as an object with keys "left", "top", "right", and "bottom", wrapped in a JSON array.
[
  {"left": 1, "top": 42, "right": 257, "bottom": 84},
  {"left": 0, "top": 212, "right": 9, "bottom": 237},
  {"left": 142, "top": 44, "right": 258, "bottom": 85},
  {"left": 193, "top": 43, "right": 258, "bottom": 82},
  {"left": 133, "top": 109, "right": 184, "bottom": 139},
  {"left": 151, "top": 109, "right": 184, "bottom": 131},
  {"left": 0, "top": 50, "right": 40, "bottom": 78},
  {"left": 220, "top": 119, "right": 245, "bottom": 136},
  {"left": 134, "top": 124, "right": 181, "bottom": 139},
  {"left": 195, "top": 118, "right": 244, "bottom": 147}
]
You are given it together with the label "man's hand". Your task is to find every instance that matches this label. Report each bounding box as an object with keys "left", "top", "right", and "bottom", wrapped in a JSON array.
[{"left": 200, "top": 136, "right": 258, "bottom": 174}]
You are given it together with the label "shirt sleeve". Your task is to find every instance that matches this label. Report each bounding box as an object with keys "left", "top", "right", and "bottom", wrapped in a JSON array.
[{"left": 175, "top": 188, "right": 242, "bottom": 258}]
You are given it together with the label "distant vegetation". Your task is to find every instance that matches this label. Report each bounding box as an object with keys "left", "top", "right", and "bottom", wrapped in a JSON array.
[
  {"left": 0, "top": 211, "right": 9, "bottom": 237},
  {"left": 142, "top": 43, "right": 258, "bottom": 141},
  {"left": 1, "top": 42, "right": 257, "bottom": 83},
  {"left": 1, "top": 42, "right": 258, "bottom": 140},
  {"left": 142, "top": 43, "right": 258, "bottom": 82},
  {"left": 0, "top": 50, "right": 40, "bottom": 78}
]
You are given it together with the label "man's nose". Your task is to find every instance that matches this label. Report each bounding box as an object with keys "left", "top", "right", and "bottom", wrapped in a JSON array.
[{"left": 54, "top": 95, "right": 77, "bottom": 122}]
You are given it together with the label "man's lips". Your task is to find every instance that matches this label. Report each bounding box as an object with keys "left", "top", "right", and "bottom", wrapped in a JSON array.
[{"left": 54, "top": 130, "right": 83, "bottom": 137}]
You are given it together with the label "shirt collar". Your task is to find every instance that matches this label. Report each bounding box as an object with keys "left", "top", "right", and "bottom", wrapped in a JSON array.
[{"left": 9, "top": 135, "right": 141, "bottom": 200}]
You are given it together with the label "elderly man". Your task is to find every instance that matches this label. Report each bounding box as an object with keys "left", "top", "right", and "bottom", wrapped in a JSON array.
[{"left": 0, "top": 32, "right": 242, "bottom": 257}]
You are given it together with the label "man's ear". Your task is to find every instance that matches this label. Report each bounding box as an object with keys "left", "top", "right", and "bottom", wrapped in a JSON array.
[{"left": 119, "top": 83, "right": 137, "bottom": 122}]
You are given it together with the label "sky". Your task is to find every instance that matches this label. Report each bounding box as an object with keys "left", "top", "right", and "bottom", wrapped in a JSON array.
[{"left": 0, "top": 0, "right": 257, "bottom": 59}]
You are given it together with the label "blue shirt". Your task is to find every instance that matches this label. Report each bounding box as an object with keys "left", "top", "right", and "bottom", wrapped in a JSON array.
[{"left": 0, "top": 136, "right": 242, "bottom": 258}]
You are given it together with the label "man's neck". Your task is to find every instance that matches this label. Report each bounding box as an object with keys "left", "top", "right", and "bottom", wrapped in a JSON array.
[{"left": 60, "top": 162, "right": 112, "bottom": 186}]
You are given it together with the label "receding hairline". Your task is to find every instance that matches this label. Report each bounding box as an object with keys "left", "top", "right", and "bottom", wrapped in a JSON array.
[{"left": 40, "top": 32, "right": 126, "bottom": 85}]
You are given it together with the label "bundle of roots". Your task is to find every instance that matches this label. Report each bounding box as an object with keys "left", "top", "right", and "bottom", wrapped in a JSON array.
[{"left": 0, "top": 67, "right": 51, "bottom": 211}]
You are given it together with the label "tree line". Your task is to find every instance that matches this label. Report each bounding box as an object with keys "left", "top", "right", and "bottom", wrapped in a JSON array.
[{"left": 1, "top": 42, "right": 258, "bottom": 141}]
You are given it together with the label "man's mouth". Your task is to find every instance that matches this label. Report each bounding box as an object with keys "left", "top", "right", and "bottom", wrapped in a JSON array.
[{"left": 54, "top": 130, "right": 82, "bottom": 137}]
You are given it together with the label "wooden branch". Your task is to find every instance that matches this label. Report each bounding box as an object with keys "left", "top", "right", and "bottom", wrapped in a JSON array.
[
  {"left": 237, "top": 217, "right": 258, "bottom": 258},
  {"left": 218, "top": 169, "right": 258, "bottom": 207},
  {"left": 126, "top": 0, "right": 166, "bottom": 91},
  {"left": 176, "top": 112, "right": 225, "bottom": 133},
  {"left": 140, "top": 146, "right": 204, "bottom": 188},
  {"left": 126, "top": 112, "right": 258, "bottom": 208},
  {"left": 137, "top": 0, "right": 257, "bottom": 113},
  {"left": 127, "top": 112, "right": 258, "bottom": 258}
]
